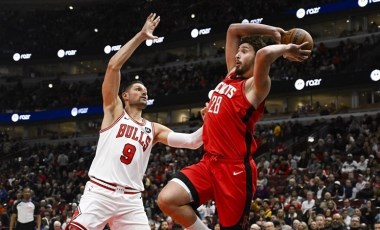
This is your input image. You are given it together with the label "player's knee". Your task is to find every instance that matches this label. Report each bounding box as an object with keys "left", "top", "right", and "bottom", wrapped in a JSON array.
[
  {"left": 157, "top": 189, "right": 171, "bottom": 210},
  {"left": 158, "top": 182, "right": 189, "bottom": 212}
]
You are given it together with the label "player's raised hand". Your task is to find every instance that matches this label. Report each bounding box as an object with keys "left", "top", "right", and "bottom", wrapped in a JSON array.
[
  {"left": 141, "top": 13, "right": 160, "bottom": 40},
  {"left": 283, "top": 42, "right": 311, "bottom": 62},
  {"left": 272, "top": 27, "right": 286, "bottom": 44}
]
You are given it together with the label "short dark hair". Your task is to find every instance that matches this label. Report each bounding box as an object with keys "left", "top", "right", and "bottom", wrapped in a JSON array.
[
  {"left": 239, "top": 36, "right": 267, "bottom": 53},
  {"left": 121, "top": 80, "right": 145, "bottom": 93}
]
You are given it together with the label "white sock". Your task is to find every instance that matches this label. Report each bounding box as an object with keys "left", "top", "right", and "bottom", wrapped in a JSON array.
[{"left": 186, "top": 217, "right": 210, "bottom": 230}]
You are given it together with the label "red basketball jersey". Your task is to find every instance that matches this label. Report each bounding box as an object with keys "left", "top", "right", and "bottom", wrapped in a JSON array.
[{"left": 203, "top": 72, "right": 264, "bottom": 159}]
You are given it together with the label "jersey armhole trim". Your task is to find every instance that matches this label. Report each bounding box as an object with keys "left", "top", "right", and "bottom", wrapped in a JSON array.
[{"left": 99, "top": 111, "right": 125, "bottom": 133}]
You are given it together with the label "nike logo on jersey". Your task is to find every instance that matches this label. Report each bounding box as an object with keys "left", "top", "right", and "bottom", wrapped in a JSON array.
[{"left": 233, "top": 171, "right": 243, "bottom": 176}]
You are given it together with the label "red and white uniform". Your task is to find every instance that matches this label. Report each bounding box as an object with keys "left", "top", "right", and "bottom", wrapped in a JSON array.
[
  {"left": 177, "top": 71, "right": 264, "bottom": 229},
  {"left": 69, "top": 111, "right": 154, "bottom": 230}
]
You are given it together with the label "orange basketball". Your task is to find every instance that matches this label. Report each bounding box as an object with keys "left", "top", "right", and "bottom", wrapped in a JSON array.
[{"left": 281, "top": 28, "right": 313, "bottom": 51}]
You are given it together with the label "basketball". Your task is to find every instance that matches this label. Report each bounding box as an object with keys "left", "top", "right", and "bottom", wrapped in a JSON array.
[{"left": 281, "top": 28, "right": 313, "bottom": 51}]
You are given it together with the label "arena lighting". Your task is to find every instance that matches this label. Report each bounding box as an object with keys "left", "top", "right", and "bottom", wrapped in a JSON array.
[
  {"left": 13, "top": 53, "right": 32, "bottom": 61},
  {"left": 104, "top": 45, "right": 121, "bottom": 54},
  {"left": 145, "top": 37, "right": 164, "bottom": 46},
  {"left": 11, "top": 113, "right": 31, "bottom": 122},
  {"left": 370, "top": 69, "right": 380, "bottom": 81},
  {"left": 135, "top": 75, "right": 139, "bottom": 79},
  {"left": 358, "top": 0, "right": 380, "bottom": 7},
  {"left": 147, "top": 99, "right": 154, "bottom": 106},
  {"left": 57, "top": 49, "right": 77, "bottom": 58},
  {"left": 294, "top": 78, "right": 322, "bottom": 90},
  {"left": 71, "top": 107, "right": 89, "bottom": 117},
  {"left": 241, "top": 18, "right": 263, "bottom": 24},
  {"left": 296, "top": 6, "right": 321, "bottom": 19},
  {"left": 191, "top": 28, "right": 211, "bottom": 38},
  {"left": 287, "top": 0, "right": 360, "bottom": 17}
]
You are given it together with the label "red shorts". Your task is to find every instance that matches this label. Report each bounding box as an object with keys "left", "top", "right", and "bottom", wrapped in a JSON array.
[{"left": 176, "top": 153, "right": 257, "bottom": 229}]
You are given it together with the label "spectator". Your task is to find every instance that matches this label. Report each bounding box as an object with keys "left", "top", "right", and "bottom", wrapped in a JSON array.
[
  {"left": 340, "top": 199, "right": 355, "bottom": 217},
  {"left": 352, "top": 174, "right": 367, "bottom": 198},
  {"left": 53, "top": 220, "right": 62, "bottom": 230},
  {"left": 331, "top": 181, "right": 344, "bottom": 199},
  {"left": 356, "top": 155, "right": 368, "bottom": 173},
  {"left": 349, "top": 215, "right": 361, "bottom": 230},
  {"left": 284, "top": 205, "right": 298, "bottom": 226},
  {"left": 341, "top": 154, "right": 358, "bottom": 174},
  {"left": 342, "top": 179, "right": 354, "bottom": 199},
  {"left": 341, "top": 209, "right": 351, "bottom": 227},
  {"left": 316, "top": 181, "right": 327, "bottom": 201},
  {"left": 330, "top": 213, "right": 348, "bottom": 230},
  {"left": 315, "top": 214, "right": 326, "bottom": 229},
  {"left": 301, "top": 191, "right": 315, "bottom": 215}
]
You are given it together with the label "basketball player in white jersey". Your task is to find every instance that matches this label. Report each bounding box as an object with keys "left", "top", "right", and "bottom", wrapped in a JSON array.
[{"left": 66, "top": 13, "right": 203, "bottom": 230}]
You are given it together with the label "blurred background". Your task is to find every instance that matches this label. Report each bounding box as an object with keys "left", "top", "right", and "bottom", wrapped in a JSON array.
[{"left": 0, "top": 0, "right": 379, "bottom": 229}]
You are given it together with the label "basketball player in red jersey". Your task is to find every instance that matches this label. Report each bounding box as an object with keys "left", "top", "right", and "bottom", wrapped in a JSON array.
[
  {"left": 158, "top": 23, "right": 311, "bottom": 229},
  {"left": 66, "top": 14, "right": 205, "bottom": 230}
]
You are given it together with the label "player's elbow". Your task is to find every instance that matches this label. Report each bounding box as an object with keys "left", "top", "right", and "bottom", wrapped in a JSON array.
[{"left": 188, "top": 139, "right": 203, "bottom": 149}]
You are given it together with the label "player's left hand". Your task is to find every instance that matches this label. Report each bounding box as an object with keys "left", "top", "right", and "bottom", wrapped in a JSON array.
[
  {"left": 272, "top": 27, "right": 286, "bottom": 44},
  {"left": 200, "top": 102, "right": 208, "bottom": 120},
  {"left": 283, "top": 42, "right": 311, "bottom": 62},
  {"left": 141, "top": 13, "right": 160, "bottom": 40}
]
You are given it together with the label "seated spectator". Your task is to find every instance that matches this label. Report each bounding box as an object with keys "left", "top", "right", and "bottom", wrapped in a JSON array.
[
  {"left": 53, "top": 220, "right": 62, "bottom": 230},
  {"left": 331, "top": 213, "right": 348, "bottom": 230},
  {"left": 349, "top": 215, "right": 361, "bottom": 230},
  {"left": 315, "top": 214, "right": 326, "bottom": 229},
  {"left": 356, "top": 181, "right": 374, "bottom": 199},
  {"left": 341, "top": 209, "right": 351, "bottom": 227},
  {"left": 301, "top": 191, "right": 315, "bottom": 215},
  {"left": 342, "top": 179, "right": 354, "bottom": 199},
  {"left": 284, "top": 178, "right": 302, "bottom": 196},
  {"left": 341, "top": 154, "right": 358, "bottom": 174},
  {"left": 284, "top": 190, "right": 303, "bottom": 209},
  {"left": 256, "top": 182, "right": 271, "bottom": 200},
  {"left": 352, "top": 174, "right": 367, "bottom": 198},
  {"left": 284, "top": 205, "right": 299, "bottom": 226},
  {"left": 315, "top": 180, "right": 327, "bottom": 201},
  {"left": 258, "top": 171, "right": 269, "bottom": 187},
  {"left": 356, "top": 155, "right": 368, "bottom": 173},
  {"left": 331, "top": 181, "right": 344, "bottom": 199},
  {"left": 275, "top": 157, "right": 292, "bottom": 175}
]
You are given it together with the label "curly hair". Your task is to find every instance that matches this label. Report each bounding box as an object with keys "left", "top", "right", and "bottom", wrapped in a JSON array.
[{"left": 239, "top": 36, "right": 267, "bottom": 52}]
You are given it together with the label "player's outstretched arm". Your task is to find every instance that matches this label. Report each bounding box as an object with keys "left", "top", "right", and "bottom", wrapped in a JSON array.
[
  {"left": 247, "top": 42, "right": 311, "bottom": 108},
  {"left": 101, "top": 13, "right": 160, "bottom": 129},
  {"left": 225, "top": 23, "right": 284, "bottom": 72},
  {"left": 153, "top": 123, "right": 203, "bottom": 150}
]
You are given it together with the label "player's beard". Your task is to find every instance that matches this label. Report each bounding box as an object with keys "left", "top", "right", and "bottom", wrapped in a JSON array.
[{"left": 235, "top": 63, "right": 247, "bottom": 76}]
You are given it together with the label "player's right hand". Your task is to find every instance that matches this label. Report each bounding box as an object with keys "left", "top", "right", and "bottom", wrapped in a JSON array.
[{"left": 141, "top": 13, "right": 160, "bottom": 40}]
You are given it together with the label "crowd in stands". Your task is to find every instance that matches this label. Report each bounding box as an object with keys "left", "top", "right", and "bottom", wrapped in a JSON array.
[
  {"left": 0, "top": 111, "right": 379, "bottom": 229},
  {"left": 1, "top": 31, "right": 379, "bottom": 114}
]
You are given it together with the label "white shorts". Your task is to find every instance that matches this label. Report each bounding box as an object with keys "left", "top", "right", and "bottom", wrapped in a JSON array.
[{"left": 68, "top": 180, "right": 149, "bottom": 230}]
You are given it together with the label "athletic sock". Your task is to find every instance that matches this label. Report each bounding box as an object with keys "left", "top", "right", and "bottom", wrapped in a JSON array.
[{"left": 185, "top": 217, "right": 210, "bottom": 230}]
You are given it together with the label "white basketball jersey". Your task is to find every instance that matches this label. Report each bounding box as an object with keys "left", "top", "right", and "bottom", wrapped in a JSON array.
[{"left": 88, "top": 111, "right": 154, "bottom": 191}]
